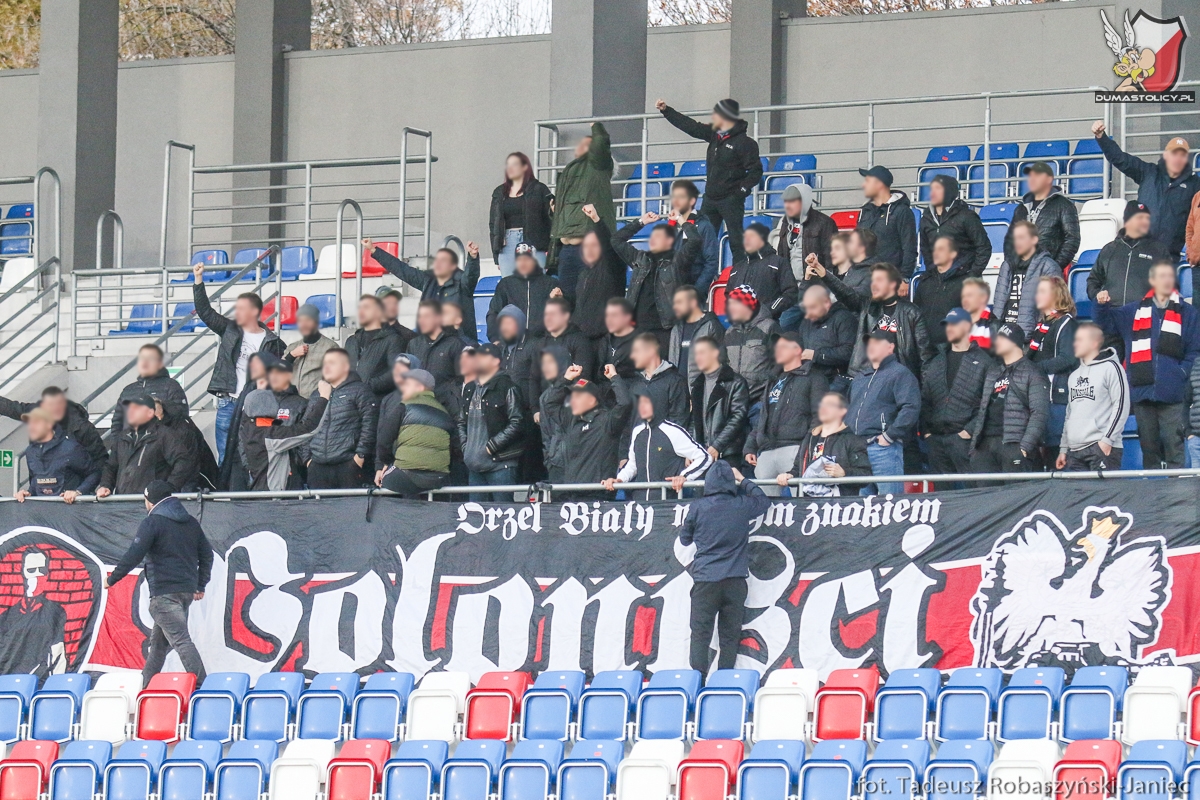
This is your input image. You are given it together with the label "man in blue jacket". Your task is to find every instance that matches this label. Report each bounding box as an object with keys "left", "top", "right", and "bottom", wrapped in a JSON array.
[
  {"left": 680, "top": 460, "right": 771, "bottom": 673},
  {"left": 15, "top": 408, "right": 99, "bottom": 503},
  {"left": 847, "top": 329, "right": 921, "bottom": 496}
]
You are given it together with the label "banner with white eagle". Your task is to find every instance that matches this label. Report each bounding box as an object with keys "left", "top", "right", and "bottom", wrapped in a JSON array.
[{"left": 0, "top": 478, "right": 1196, "bottom": 682}]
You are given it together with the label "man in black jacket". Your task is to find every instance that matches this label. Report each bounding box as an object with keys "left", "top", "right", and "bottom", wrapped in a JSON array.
[
  {"left": 857, "top": 165, "right": 918, "bottom": 280},
  {"left": 797, "top": 284, "right": 857, "bottom": 382},
  {"left": 0, "top": 387, "right": 107, "bottom": 471},
  {"left": 460, "top": 343, "right": 527, "bottom": 501},
  {"left": 727, "top": 223, "right": 798, "bottom": 322},
  {"left": 529, "top": 297, "right": 596, "bottom": 398},
  {"left": 669, "top": 286, "right": 725, "bottom": 385},
  {"left": 922, "top": 308, "right": 995, "bottom": 479},
  {"left": 15, "top": 408, "right": 99, "bottom": 502},
  {"left": 830, "top": 261, "right": 935, "bottom": 381},
  {"left": 408, "top": 300, "right": 466, "bottom": 401},
  {"left": 97, "top": 393, "right": 194, "bottom": 497},
  {"left": 540, "top": 364, "right": 633, "bottom": 497},
  {"left": 607, "top": 212, "right": 700, "bottom": 353},
  {"left": 969, "top": 323, "right": 1051, "bottom": 474},
  {"left": 690, "top": 336, "right": 750, "bottom": 467},
  {"left": 365, "top": 238, "right": 482, "bottom": 343},
  {"left": 107, "top": 481, "right": 213, "bottom": 685},
  {"left": 913, "top": 236, "right": 971, "bottom": 346},
  {"left": 576, "top": 207, "right": 629, "bottom": 340},
  {"left": 346, "top": 294, "right": 406, "bottom": 399},
  {"left": 486, "top": 244, "right": 561, "bottom": 341},
  {"left": 629, "top": 332, "right": 691, "bottom": 433},
  {"left": 595, "top": 298, "right": 639, "bottom": 384},
  {"left": 496, "top": 304, "right": 540, "bottom": 406},
  {"left": 1087, "top": 201, "right": 1172, "bottom": 311},
  {"left": 920, "top": 175, "right": 992, "bottom": 276},
  {"left": 301, "top": 348, "right": 378, "bottom": 489},
  {"left": 1004, "top": 162, "right": 1081, "bottom": 269},
  {"left": 656, "top": 97, "right": 762, "bottom": 264},
  {"left": 377, "top": 287, "right": 417, "bottom": 349}
]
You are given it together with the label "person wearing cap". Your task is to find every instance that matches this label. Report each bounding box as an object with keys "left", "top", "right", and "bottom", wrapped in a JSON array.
[
  {"left": 857, "top": 164, "right": 918, "bottom": 281},
  {"left": 721, "top": 284, "right": 780, "bottom": 400},
  {"left": 744, "top": 331, "right": 829, "bottom": 496},
  {"left": 838, "top": 261, "right": 935, "bottom": 381},
  {"left": 726, "top": 222, "right": 798, "bottom": 322},
  {"left": 107, "top": 480, "right": 213, "bottom": 685},
  {"left": 1093, "top": 121, "right": 1198, "bottom": 260},
  {"left": 669, "top": 285, "right": 724, "bottom": 386},
  {"left": 0, "top": 386, "right": 107, "bottom": 471},
  {"left": 346, "top": 293, "right": 407, "bottom": 401},
  {"left": 575, "top": 205, "right": 630, "bottom": 341},
  {"left": 547, "top": 122, "right": 615, "bottom": 291},
  {"left": 375, "top": 286, "right": 416, "bottom": 349},
  {"left": 300, "top": 348, "right": 378, "bottom": 489},
  {"left": 1088, "top": 202, "right": 1173, "bottom": 355},
  {"left": 489, "top": 152, "right": 553, "bottom": 279},
  {"left": 796, "top": 283, "right": 857, "bottom": 383},
  {"left": 529, "top": 297, "right": 596, "bottom": 398},
  {"left": 994, "top": 220, "right": 1064, "bottom": 336},
  {"left": 373, "top": 369, "right": 455, "bottom": 497},
  {"left": 242, "top": 377, "right": 331, "bottom": 491},
  {"left": 912, "top": 235, "right": 972, "bottom": 347},
  {"left": 96, "top": 391, "right": 194, "bottom": 498},
  {"left": 667, "top": 180, "right": 720, "bottom": 296},
  {"left": 690, "top": 335, "right": 750, "bottom": 468},
  {"left": 771, "top": 183, "right": 838, "bottom": 329},
  {"left": 655, "top": 97, "right": 762, "bottom": 265},
  {"left": 459, "top": 342, "right": 527, "bottom": 501},
  {"left": 605, "top": 381, "right": 712, "bottom": 501},
  {"left": 16, "top": 407, "right": 99, "bottom": 503},
  {"left": 968, "top": 323, "right": 1050, "bottom": 475},
  {"left": 1096, "top": 259, "right": 1200, "bottom": 470},
  {"left": 1058, "top": 322, "right": 1129, "bottom": 473},
  {"left": 541, "top": 364, "right": 633, "bottom": 496},
  {"left": 1027, "top": 276, "right": 1079, "bottom": 457},
  {"left": 1003, "top": 160, "right": 1081, "bottom": 270},
  {"left": 487, "top": 243, "right": 561, "bottom": 343},
  {"left": 919, "top": 174, "right": 992, "bottom": 277},
  {"left": 920, "top": 308, "right": 995, "bottom": 481},
  {"left": 363, "top": 237, "right": 482, "bottom": 345},
  {"left": 595, "top": 297, "right": 639, "bottom": 385},
  {"left": 284, "top": 303, "right": 338, "bottom": 399},
  {"left": 408, "top": 300, "right": 467, "bottom": 403},
  {"left": 846, "top": 328, "right": 920, "bottom": 495}
]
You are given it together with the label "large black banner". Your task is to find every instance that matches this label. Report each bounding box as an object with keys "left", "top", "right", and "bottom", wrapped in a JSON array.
[{"left": 0, "top": 479, "right": 1196, "bottom": 683}]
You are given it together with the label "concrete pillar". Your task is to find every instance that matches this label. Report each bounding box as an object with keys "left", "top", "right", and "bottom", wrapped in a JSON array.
[
  {"left": 730, "top": 0, "right": 806, "bottom": 150},
  {"left": 36, "top": 0, "right": 119, "bottom": 272}
]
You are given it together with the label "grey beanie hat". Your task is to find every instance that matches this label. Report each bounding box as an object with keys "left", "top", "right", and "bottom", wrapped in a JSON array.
[
  {"left": 297, "top": 303, "right": 321, "bottom": 322},
  {"left": 243, "top": 388, "right": 280, "bottom": 419},
  {"left": 405, "top": 368, "right": 437, "bottom": 390}
]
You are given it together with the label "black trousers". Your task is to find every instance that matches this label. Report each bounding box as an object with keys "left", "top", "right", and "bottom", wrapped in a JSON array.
[
  {"left": 969, "top": 436, "right": 1035, "bottom": 479},
  {"left": 926, "top": 433, "right": 972, "bottom": 474},
  {"left": 689, "top": 577, "right": 748, "bottom": 673},
  {"left": 1133, "top": 401, "right": 1185, "bottom": 469},
  {"left": 381, "top": 468, "right": 447, "bottom": 497},
  {"left": 1065, "top": 443, "right": 1123, "bottom": 471},
  {"left": 700, "top": 194, "right": 747, "bottom": 264},
  {"left": 308, "top": 459, "right": 362, "bottom": 489}
]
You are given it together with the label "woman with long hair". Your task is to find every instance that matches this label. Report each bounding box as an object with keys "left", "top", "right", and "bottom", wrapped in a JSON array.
[
  {"left": 1028, "top": 275, "right": 1079, "bottom": 460},
  {"left": 489, "top": 152, "right": 553, "bottom": 277}
]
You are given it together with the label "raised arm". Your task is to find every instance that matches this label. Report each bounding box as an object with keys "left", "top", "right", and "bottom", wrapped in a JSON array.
[
  {"left": 587, "top": 122, "right": 613, "bottom": 173},
  {"left": 1096, "top": 129, "right": 1150, "bottom": 185},
  {"left": 191, "top": 268, "right": 231, "bottom": 336},
  {"left": 368, "top": 243, "right": 431, "bottom": 293},
  {"left": 658, "top": 103, "right": 716, "bottom": 143}
]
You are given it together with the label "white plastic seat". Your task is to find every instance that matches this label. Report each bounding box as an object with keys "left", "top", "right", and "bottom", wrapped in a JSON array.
[
  {"left": 315, "top": 244, "right": 359, "bottom": 278},
  {"left": 752, "top": 668, "right": 819, "bottom": 742},
  {"left": 0, "top": 257, "right": 36, "bottom": 293},
  {"left": 79, "top": 671, "right": 143, "bottom": 744},
  {"left": 405, "top": 671, "right": 472, "bottom": 743},
  {"left": 268, "top": 739, "right": 337, "bottom": 800},
  {"left": 616, "top": 740, "right": 686, "bottom": 800},
  {"left": 1076, "top": 198, "right": 1125, "bottom": 257},
  {"left": 1122, "top": 666, "right": 1192, "bottom": 744},
  {"left": 987, "top": 739, "right": 1060, "bottom": 800}
]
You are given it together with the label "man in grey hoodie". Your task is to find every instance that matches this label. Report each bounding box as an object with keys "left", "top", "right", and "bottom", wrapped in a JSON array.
[
  {"left": 1056, "top": 322, "right": 1130, "bottom": 472},
  {"left": 994, "top": 220, "right": 1063, "bottom": 336}
]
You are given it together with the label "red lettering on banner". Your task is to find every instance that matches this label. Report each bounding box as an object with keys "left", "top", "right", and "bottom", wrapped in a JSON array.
[
  {"left": 229, "top": 579, "right": 274, "bottom": 655},
  {"left": 788, "top": 578, "right": 812, "bottom": 607},
  {"left": 632, "top": 605, "right": 657, "bottom": 656},
  {"left": 90, "top": 574, "right": 145, "bottom": 668},
  {"left": 1143, "top": 551, "right": 1200, "bottom": 658},
  {"left": 838, "top": 609, "right": 878, "bottom": 650},
  {"left": 928, "top": 563, "right": 982, "bottom": 669}
]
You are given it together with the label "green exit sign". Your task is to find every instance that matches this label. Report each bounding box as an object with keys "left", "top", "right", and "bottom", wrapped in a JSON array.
[{"left": 0, "top": 451, "right": 13, "bottom": 468}]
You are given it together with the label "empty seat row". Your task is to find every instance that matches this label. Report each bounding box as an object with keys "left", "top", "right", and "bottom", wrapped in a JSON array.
[
  {"left": 918, "top": 140, "right": 1107, "bottom": 201},
  {"left": 188, "top": 241, "right": 399, "bottom": 282},
  {"left": 111, "top": 293, "right": 340, "bottom": 335}
]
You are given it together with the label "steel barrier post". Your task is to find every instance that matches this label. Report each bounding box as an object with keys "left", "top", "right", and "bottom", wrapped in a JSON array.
[{"left": 335, "top": 199, "right": 364, "bottom": 344}]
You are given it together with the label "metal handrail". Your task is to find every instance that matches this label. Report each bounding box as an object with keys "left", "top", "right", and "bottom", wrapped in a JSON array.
[
  {"left": 0, "top": 256, "right": 61, "bottom": 394},
  {"left": 334, "top": 199, "right": 363, "bottom": 344},
  {"left": 95, "top": 210, "right": 123, "bottom": 270},
  {"left": 160, "top": 141, "right": 195, "bottom": 267}
]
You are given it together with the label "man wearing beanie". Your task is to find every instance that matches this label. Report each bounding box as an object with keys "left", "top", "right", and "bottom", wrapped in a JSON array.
[
  {"left": 919, "top": 174, "right": 991, "bottom": 276},
  {"left": 107, "top": 481, "right": 213, "bottom": 685},
  {"left": 656, "top": 96, "right": 762, "bottom": 264},
  {"left": 969, "top": 322, "right": 1050, "bottom": 475},
  {"left": 726, "top": 222, "right": 797, "bottom": 321},
  {"left": 374, "top": 368, "right": 456, "bottom": 497},
  {"left": 1088, "top": 202, "right": 1173, "bottom": 354},
  {"left": 771, "top": 182, "right": 837, "bottom": 329},
  {"left": 284, "top": 303, "right": 337, "bottom": 398},
  {"left": 486, "top": 243, "right": 560, "bottom": 342},
  {"left": 721, "top": 285, "right": 780, "bottom": 399}
]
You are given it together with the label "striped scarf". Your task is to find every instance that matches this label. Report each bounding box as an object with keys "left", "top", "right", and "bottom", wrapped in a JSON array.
[
  {"left": 1027, "top": 314, "right": 1058, "bottom": 354},
  {"left": 1129, "top": 289, "right": 1184, "bottom": 387},
  {"left": 970, "top": 306, "right": 994, "bottom": 349}
]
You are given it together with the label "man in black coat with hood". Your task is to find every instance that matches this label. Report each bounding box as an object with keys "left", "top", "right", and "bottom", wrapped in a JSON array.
[
  {"left": 656, "top": 97, "right": 763, "bottom": 265},
  {"left": 857, "top": 165, "right": 918, "bottom": 280},
  {"left": 97, "top": 393, "right": 194, "bottom": 497},
  {"left": 726, "top": 223, "right": 798, "bottom": 321},
  {"left": 487, "top": 244, "right": 561, "bottom": 341},
  {"left": 919, "top": 175, "right": 992, "bottom": 276},
  {"left": 346, "top": 294, "right": 406, "bottom": 399}
]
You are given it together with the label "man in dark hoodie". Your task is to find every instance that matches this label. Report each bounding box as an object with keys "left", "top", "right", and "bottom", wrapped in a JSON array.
[
  {"left": 1004, "top": 161, "right": 1081, "bottom": 269},
  {"left": 629, "top": 331, "right": 691, "bottom": 433},
  {"left": 300, "top": 348, "right": 377, "bottom": 489},
  {"left": 857, "top": 165, "right": 917, "bottom": 281},
  {"left": 576, "top": 206, "right": 630, "bottom": 340},
  {"left": 1088, "top": 202, "right": 1173, "bottom": 355},
  {"left": 0, "top": 386, "right": 107, "bottom": 471},
  {"left": 346, "top": 294, "right": 406, "bottom": 399},
  {"left": 727, "top": 223, "right": 798, "bottom": 321},
  {"left": 107, "top": 480, "right": 212, "bottom": 685},
  {"left": 679, "top": 460, "right": 770, "bottom": 672},
  {"left": 608, "top": 211, "right": 700, "bottom": 354},
  {"left": 656, "top": 97, "right": 763, "bottom": 264},
  {"left": 365, "top": 239, "right": 482, "bottom": 340},
  {"left": 408, "top": 300, "right": 466, "bottom": 401},
  {"left": 460, "top": 343, "right": 527, "bottom": 501},
  {"left": 919, "top": 175, "right": 992, "bottom": 276},
  {"left": 669, "top": 285, "right": 724, "bottom": 385},
  {"left": 542, "top": 364, "right": 633, "bottom": 496},
  {"left": 241, "top": 375, "right": 330, "bottom": 491},
  {"left": 529, "top": 297, "right": 595, "bottom": 398},
  {"left": 487, "top": 244, "right": 560, "bottom": 341},
  {"left": 913, "top": 236, "right": 971, "bottom": 346},
  {"left": 596, "top": 298, "right": 639, "bottom": 385},
  {"left": 16, "top": 408, "right": 99, "bottom": 502},
  {"left": 495, "top": 304, "right": 540, "bottom": 406},
  {"left": 797, "top": 284, "right": 857, "bottom": 383}
]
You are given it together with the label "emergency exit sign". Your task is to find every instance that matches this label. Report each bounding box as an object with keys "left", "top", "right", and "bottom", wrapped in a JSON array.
[{"left": 0, "top": 451, "right": 13, "bottom": 468}]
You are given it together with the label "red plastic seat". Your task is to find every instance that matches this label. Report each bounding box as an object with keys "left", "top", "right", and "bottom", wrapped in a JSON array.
[
  {"left": 0, "top": 741, "right": 58, "bottom": 800},
  {"left": 1187, "top": 684, "right": 1200, "bottom": 745},
  {"left": 678, "top": 739, "right": 743, "bottom": 800},
  {"left": 261, "top": 295, "right": 298, "bottom": 327},
  {"left": 349, "top": 241, "right": 398, "bottom": 278},
  {"left": 136, "top": 672, "right": 197, "bottom": 742},
  {"left": 708, "top": 267, "right": 732, "bottom": 316},
  {"left": 1054, "top": 739, "right": 1122, "bottom": 800},
  {"left": 464, "top": 672, "right": 533, "bottom": 741},
  {"left": 327, "top": 739, "right": 391, "bottom": 800},
  {"left": 813, "top": 666, "right": 880, "bottom": 741},
  {"left": 831, "top": 210, "right": 860, "bottom": 230}
]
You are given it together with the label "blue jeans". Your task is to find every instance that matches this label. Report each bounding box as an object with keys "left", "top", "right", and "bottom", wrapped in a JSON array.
[
  {"left": 556, "top": 244, "right": 584, "bottom": 302},
  {"left": 862, "top": 440, "right": 905, "bottom": 497},
  {"left": 1187, "top": 436, "right": 1200, "bottom": 468},
  {"left": 1044, "top": 403, "right": 1066, "bottom": 449},
  {"left": 214, "top": 396, "right": 236, "bottom": 465},
  {"left": 497, "top": 229, "right": 546, "bottom": 278},
  {"left": 469, "top": 461, "right": 520, "bottom": 502},
  {"left": 778, "top": 305, "right": 804, "bottom": 333}
]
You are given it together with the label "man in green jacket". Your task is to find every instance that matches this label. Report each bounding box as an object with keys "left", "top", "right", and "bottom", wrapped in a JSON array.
[
  {"left": 374, "top": 369, "right": 456, "bottom": 497},
  {"left": 550, "top": 121, "right": 615, "bottom": 301}
]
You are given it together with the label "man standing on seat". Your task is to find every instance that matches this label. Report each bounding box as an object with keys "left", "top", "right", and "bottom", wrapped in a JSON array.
[
  {"left": 108, "top": 481, "right": 213, "bottom": 685},
  {"left": 656, "top": 97, "right": 762, "bottom": 265},
  {"left": 1004, "top": 161, "right": 1081, "bottom": 270},
  {"left": 857, "top": 165, "right": 918, "bottom": 283}
]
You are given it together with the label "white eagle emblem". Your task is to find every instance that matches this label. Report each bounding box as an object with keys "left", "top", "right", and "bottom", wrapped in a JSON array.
[{"left": 970, "top": 507, "right": 1169, "bottom": 670}]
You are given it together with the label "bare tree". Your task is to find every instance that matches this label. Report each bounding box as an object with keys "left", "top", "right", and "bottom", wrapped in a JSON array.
[
  {"left": 0, "top": 0, "right": 38, "bottom": 69},
  {"left": 119, "top": 0, "right": 235, "bottom": 60},
  {"left": 311, "top": 0, "right": 462, "bottom": 47},
  {"left": 649, "top": 0, "right": 729, "bottom": 26}
]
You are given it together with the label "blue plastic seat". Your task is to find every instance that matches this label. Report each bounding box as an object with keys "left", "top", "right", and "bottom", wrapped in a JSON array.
[
  {"left": 296, "top": 672, "right": 359, "bottom": 740},
  {"left": 301, "top": 294, "right": 338, "bottom": 329},
  {"left": 773, "top": 154, "right": 817, "bottom": 175},
  {"left": 159, "top": 740, "right": 221, "bottom": 800},
  {"left": 935, "top": 668, "right": 1003, "bottom": 741},
  {"left": 232, "top": 248, "right": 272, "bottom": 281},
  {"left": 1180, "top": 266, "right": 1193, "bottom": 300},
  {"left": 50, "top": 740, "right": 112, "bottom": 800},
  {"left": 695, "top": 669, "right": 760, "bottom": 740},
  {"left": 799, "top": 739, "right": 867, "bottom": 800},
  {"left": 998, "top": 667, "right": 1065, "bottom": 741},
  {"left": 500, "top": 739, "right": 564, "bottom": 800},
  {"left": 979, "top": 202, "right": 1018, "bottom": 223},
  {"left": 0, "top": 674, "right": 37, "bottom": 744},
  {"left": 678, "top": 160, "right": 707, "bottom": 178},
  {"left": 441, "top": 739, "right": 506, "bottom": 800},
  {"left": 351, "top": 672, "right": 414, "bottom": 741},
  {"left": 191, "top": 249, "right": 228, "bottom": 266},
  {"left": 1069, "top": 265, "right": 1093, "bottom": 319},
  {"left": 473, "top": 274, "right": 501, "bottom": 342},
  {"left": 558, "top": 740, "right": 623, "bottom": 800},
  {"left": 1069, "top": 139, "right": 1106, "bottom": 196},
  {"left": 863, "top": 740, "right": 930, "bottom": 800},
  {"left": 0, "top": 203, "right": 33, "bottom": 256},
  {"left": 967, "top": 144, "right": 1018, "bottom": 201},
  {"left": 1019, "top": 141, "right": 1069, "bottom": 195},
  {"left": 624, "top": 182, "right": 669, "bottom": 218},
  {"left": 578, "top": 671, "right": 642, "bottom": 741},
  {"left": 924, "top": 740, "right": 993, "bottom": 800},
  {"left": 1119, "top": 740, "right": 1188, "bottom": 800},
  {"left": 110, "top": 304, "right": 165, "bottom": 335},
  {"left": 1060, "top": 666, "right": 1127, "bottom": 742},
  {"left": 876, "top": 668, "right": 941, "bottom": 740},
  {"left": 186, "top": 672, "right": 250, "bottom": 743},
  {"left": 630, "top": 163, "right": 676, "bottom": 181},
  {"left": 919, "top": 146, "right": 973, "bottom": 202},
  {"left": 168, "top": 303, "right": 202, "bottom": 333},
  {"left": 1184, "top": 757, "right": 1200, "bottom": 800},
  {"left": 384, "top": 740, "right": 450, "bottom": 800},
  {"left": 737, "top": 740, "right": 805, "bottom": 800},
  {"left": 241, "top": 672, "right": 304, "bottom": 742},
  {"left": 103, "top": 740, "right": 167, "bottom": 800},
  {"left": 31, "top": 673, "right": 90, "bottom": 742},
  {"left": 765, "top": 176, "right": 808, "bottom": 210},
  {"left": 636, "top": 669, "right": 701, "bottom": 740},
  {"left": 215, "top": 740, "right": 277, "bottom": 800},
  {"left": 279, "top": 245, "right": 316, "bottom": 280},
  {"left": 520, "top": 671, "right": 585, "bottom": 741}
]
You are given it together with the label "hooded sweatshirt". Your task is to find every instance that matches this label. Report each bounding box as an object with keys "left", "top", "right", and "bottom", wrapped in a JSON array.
[
  {"left": 617, "top": 389, "right": 712, "bottom": 500},
  {"left": 1060, "top": 348, "right": 1130, "bottom": 454},
  {"left": 486, "top": 263, "right": 560, "bottom": 341},
  {"left": 918, "top": 176, "right": 992, "bottom": 276},
  {"left": 496, "top": 304, "right": 540, "bottom": 403},
  {"left": 858, "top": 190, "right": 918, "bottom": 278},
  {"left": 679, "top": 460, "right": 771, "bottom": 583},
  {"left": 108, "top": 496, "right": 213, "bottom": 598}
]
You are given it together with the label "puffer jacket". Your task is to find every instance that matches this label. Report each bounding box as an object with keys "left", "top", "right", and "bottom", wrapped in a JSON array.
[
  {"left": 920, "top": 343, "right": 995, "bottom": 435},
  {"left": 971, "top": 356, "right": 1051, "bottom": 454},
  {"left": 99, "top": 418, "right": 195, "bottom": 495},
  {"left": 745, "top": 365, "right": 829, "bottom": 455},
  {"left": 919, "top": 195, "right": 992, "bottom": 276},
  {"left": 669, "top": 311, "right": 725, "bottom": 386},
  {"left": 111, "top": 369, "right": 189, "bottom": 435},
  {"left": 372, "top": 248, "right": 482, "bottom": 344},
  {"left": 660, "top": 107, "right": 762, "bottom": 201},
  {"left": 24, "top": 429, "right": 100, "bottom": 496},
  {"left": 858, "top": 191, "right": 918, "bottom": 278},
  {"left": 1086, "top": 232, "right": 1173, "bottom": 308},
  {"left": 0, "top": 397, "right": 107, "bottom": 469},
  {"left": 302, "top": 372, "right": 378, "bottom": 465},
  {"left": 726, "top": 244, "right": 798, "bottom": 320},
  {"left": 772, "top": 207, "right": 838, "bottom": 283},
  {"left": 838, "top": 290, "right": 935, "bottom": 381},
  {"left": 610, "top": 220, "right": 699, "bottom": 332},
  {"left": 486, "top": 266, "right": 560, "bottom": 341},
  {"left": 375, "top": 390, "right": 454, "bottom": 474},
  {"left": 689, "top": 365, "right": 750, "bottom": 461},
  {"left": 489, "top": 178, "right": 554, "bottom": 258},
  {"left": 722, "top": 313, "right": 781, "bottom": 396},
  {"left": 1004, "top": 186, "right": 1082, "bottom": 269},
  {"left": 346, "top": 326, "right": 406, "bottom": 398},
  {"left": 192, "top": 282, "right": 286, "bottom": 396},
  {"left": 994, "top": 248, "right": 1064, "bottom": 335},
  {"left": 1028, "top": 314, "right": 1079, "bottom": 405},
  {"left": 1098, "top": 134, "right": 1200, "bottom": 259},
  {"left": 459, "top": 372, "right": 527, "bottom": 467}
]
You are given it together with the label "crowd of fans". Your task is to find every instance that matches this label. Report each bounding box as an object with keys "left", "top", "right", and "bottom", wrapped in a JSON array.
[{"left": 5, "top": 103, "right": 1200, "bottom": 502}]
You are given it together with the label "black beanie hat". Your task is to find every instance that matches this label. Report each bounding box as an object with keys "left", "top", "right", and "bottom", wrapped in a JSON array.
[{"left": 714, "top": 99, "right": 741, "bottom": 122}]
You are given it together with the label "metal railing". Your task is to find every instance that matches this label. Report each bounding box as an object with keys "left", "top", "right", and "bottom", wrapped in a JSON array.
[
  {"left": 1117, "top": 80, "right": 1200, "bottom": 199},
  {"left": 0, "top": 256, "right": 61, "bottom": 396}
]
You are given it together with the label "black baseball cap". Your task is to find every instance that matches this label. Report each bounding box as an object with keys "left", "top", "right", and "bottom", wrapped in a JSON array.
[
  {"left": 868, "top": 328, "right": 898, "bottom": 345},
  {"left": 858, "top": 165, "right": 894, "bottom": 187},
  {"left": 569, "top": 379, "right": 604, "bottom": 400},
  {"left": 122, "top": 391, "right": 156, "bottom": 410},
  {"left": 1022, "top": 161, "right": 1055, "bottom": 176},
  {"left": 476, "top": 342, "right": 503, "bottom": 360}
]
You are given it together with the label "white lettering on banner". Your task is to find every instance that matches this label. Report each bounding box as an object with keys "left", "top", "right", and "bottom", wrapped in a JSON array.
[
  {"left": 798, "top": 569, "right": 880, "bottom": 679},
  {"left": 445, "top": 575, "right": 535, "bottom": 680},
  {"left": 673, "top": 505, "right": 690, "bottom": 527},
  {"left": 750, "top": 503, "right": 796, "bottom": 534},
  {"left": 589, "top": 576, "right": 644, "bottom": 673},
  {"left": 559, "top": 501, "right": 654, "bottom": 538},
  {"left": 308, "top": 571, "right": 387, "bottom": 672},
  {"left": 737, "top": 535, "right": 796, "bottom": 671},
  {"left": 541, "top": 578, "right": 589, "bottom": 672},
  {"left": 802, "top": 496, "right": 942, "bottom": 535},
  {"left": 457, "top": 503, "right": 542, "bottom": 539},
  {"left": 388, "top": 532, "right": 454, "bottom": 677}
]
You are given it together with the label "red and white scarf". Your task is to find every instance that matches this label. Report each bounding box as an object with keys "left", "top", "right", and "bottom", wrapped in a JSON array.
[
  {"left": 1027, "top": 314, "right": 1060, "bottom": 353},
  {"left": 970, "top": 306, "right": 994, "bottom": 349},
  {"left": 1129, "top": 289, "right": 1184, "bottom": 387}
]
